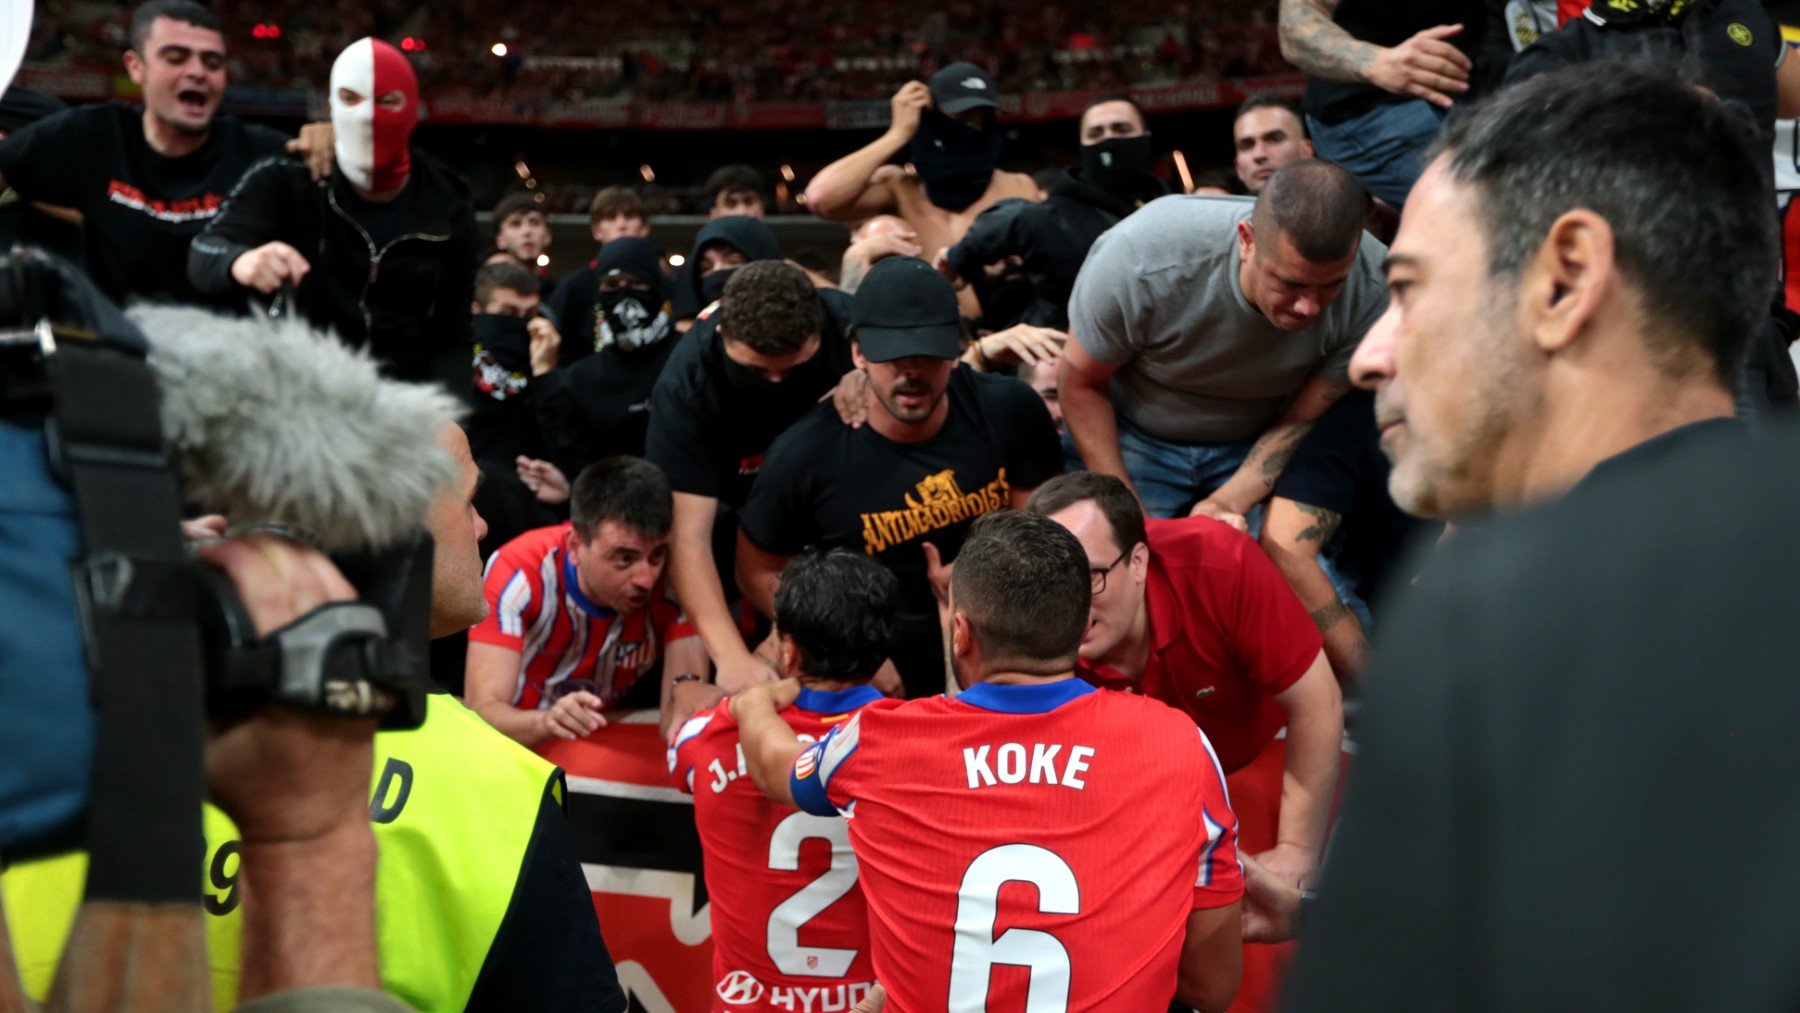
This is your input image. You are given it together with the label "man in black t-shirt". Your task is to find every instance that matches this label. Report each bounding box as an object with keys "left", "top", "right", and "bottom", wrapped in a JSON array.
[
  {"left": 1258, "top": 389, "right": 1435, "bottom": 686},
  {"left": 1277, "top": 0, "right": 1485, "bottom": 205},
  {"left": 0, "top": 1, "right": 306, "bottom": 306},
  {"left": 646, "top": 261, "right": 858, "bottom": 696},
  {"left": 737, "top": 256, "right": 1063, "bottom": 698}
]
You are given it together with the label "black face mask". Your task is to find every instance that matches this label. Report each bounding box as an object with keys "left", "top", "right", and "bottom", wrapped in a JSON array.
[
  {"left": 700, "top": 266, "right": 739, "bottom": 306},
  {"left": 597, "top": 288, "right": 671, "bottom": 352},
  {"left": 718, "top": 340, "right": 832, "bottom": 403},
  {"left": 1081, "top": 134, "right": 1156, "bottom": 200},
  {"left": 911, "top": 110, "right": 1002, "bottom": 212},
  {"left": 469, "top": 313, "right": 532, "bottom": 400}
]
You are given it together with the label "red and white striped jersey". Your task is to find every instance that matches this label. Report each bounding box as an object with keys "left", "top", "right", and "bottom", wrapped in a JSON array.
[
  {"left": 671, "top": 685, "right": 882, "bottom": 1012},
  {"left": 789, "top": 678, "right": 1243, "bottom": 1012},
  {"left": 470, "top": 523, "right": 695, "bottom": 710}
]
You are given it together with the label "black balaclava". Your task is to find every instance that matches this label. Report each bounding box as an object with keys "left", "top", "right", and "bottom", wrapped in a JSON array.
[
  {"left": 1081, "top": 135, "right": 1158, "bottom": 201},
  {"left": 592, "top": 237, "right": 672, "bottom": 353},
  {"left": 911, "top": 109, "right": 1002, "bottom": 211}
]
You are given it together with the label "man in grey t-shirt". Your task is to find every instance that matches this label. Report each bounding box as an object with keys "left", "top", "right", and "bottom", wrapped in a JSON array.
[{"left": 1062, "top": 159, "right": 1388, "bottom": 523}]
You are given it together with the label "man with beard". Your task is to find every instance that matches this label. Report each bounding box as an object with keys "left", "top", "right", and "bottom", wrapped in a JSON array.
[
  {"left": 647, "top": 262, "right": 859, "bottom": 697},
  {"left": 805, "top": 64, "right": 1039, "bottom": 319},
  {"left": 190, "top": 37, "right": 478, "bottom": 391},
  {"left": 936, "top": 95, "right": 1169, "bottom": 330},
  {"left": 736, "top": 257, "right": 1063, "bottom": 699},
  {"left": 1062, "top": 160, "right": 1386, "bottom": 525},
  {"left": 0, "top": 0, "right": 327, "bottom": 306},
  {"left": 1286, "top": 63, "right": 1796, "bottom": 1009}
]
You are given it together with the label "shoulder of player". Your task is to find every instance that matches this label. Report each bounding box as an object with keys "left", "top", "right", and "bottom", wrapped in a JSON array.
[{"left": 1087, "top": 686, "right": 1216, "bottom": 748}]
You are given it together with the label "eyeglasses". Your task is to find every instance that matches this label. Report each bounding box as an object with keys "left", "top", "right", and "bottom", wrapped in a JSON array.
[{"left": 1090, "top": 548, "right": 1130, "bottom": 595}]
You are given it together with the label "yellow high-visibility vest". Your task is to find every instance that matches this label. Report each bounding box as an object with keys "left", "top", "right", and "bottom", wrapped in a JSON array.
[{"left": 3, "top": 695, "right": 560, "bottom": 1012}]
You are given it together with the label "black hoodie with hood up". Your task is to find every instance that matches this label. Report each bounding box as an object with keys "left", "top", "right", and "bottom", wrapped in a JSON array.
[{"left": 670, "top": 215, "right": 785, "bottom": 322}]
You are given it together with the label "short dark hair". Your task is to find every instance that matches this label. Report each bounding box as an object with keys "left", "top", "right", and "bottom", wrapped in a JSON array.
[
  {"left": 1436, "top": 59, "right": 1775, "bottom": 386},
  {"left": 588, "top": 186, "right": 646, "bottom": 225},
  {"left": 952, "top": 511, "right": 1090, "bottom": 676},
  {"left": 474, "top": 261, "right": 537, "bottom": 306},
  {"left": 705, "top": 165, "right": 766, "bottom": 207},
  {"left": 570, "top": 457, "right": 673, "bottom": 541},
  {"left": 1251, "top": 158, "right": 1368, "bottom": 263},
  {"left": 775, "top": 550, "right": 901, "bottom": 683},
  {"left": 1235, "top": 94, "right": 1307, "bottom": 138},
  {"left": 1081, "top": 92, "right": 1146, "bottom": 129},
  {"left": 130, "top": 0, "right": 219, "bottom": 50},
  {"left": 717, "top": 261, "right": 823, "bottom": 356},
  {"left": 1024, "top": 472, "right": 1146, "bottom": 555},
  {"left": 492, "top": 192, "right": 545, "bottom": 236}
]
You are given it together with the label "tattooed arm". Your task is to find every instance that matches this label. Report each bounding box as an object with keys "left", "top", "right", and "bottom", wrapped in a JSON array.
[
  {"left": 1193, "top": 376, "right": 1350, "bottom": 524},
  {"left": 1278, "top": 0, "right": 1473, "bottom": 108},
  {"left": 1260, "top": 497, "right": 1367, "bottom": 686}
]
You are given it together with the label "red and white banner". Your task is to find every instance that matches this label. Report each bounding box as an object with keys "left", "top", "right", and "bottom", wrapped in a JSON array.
[{"left": 541, "top": 723, "right": 714, "bottom": 1012}]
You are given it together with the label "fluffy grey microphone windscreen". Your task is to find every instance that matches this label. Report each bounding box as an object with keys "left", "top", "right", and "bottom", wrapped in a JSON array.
[{"left": 129, "top": 305, "right": 461, "bottom": 553}]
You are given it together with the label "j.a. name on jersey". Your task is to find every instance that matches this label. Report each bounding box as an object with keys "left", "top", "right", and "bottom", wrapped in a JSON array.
[{"left": 670, "top": 714, "right": 819, "bottom": 794}]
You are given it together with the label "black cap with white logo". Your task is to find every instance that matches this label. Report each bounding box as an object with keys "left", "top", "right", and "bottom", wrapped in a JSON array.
[
  {"left": 850, "top": 256, "right": 964, "bottom": 362},
  {"left": 928, "top": 61, "right": 998, "bottom": 115}
]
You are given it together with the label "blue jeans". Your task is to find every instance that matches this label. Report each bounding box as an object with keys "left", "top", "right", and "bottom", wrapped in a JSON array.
[
  {"left": 1308, "top": 99, "right": 1445, "bottom": 208},
  {"left": 1117, "top": 418, "right": 1258, "bottom": 519}
]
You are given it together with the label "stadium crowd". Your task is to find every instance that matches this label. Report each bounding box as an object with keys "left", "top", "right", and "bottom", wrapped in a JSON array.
[
  {"left": 25, "top": 0, "right": 1286, "bottom": 103},
  {"left": 3, "top": 0, "right": 1800, "bottom": 1010}
]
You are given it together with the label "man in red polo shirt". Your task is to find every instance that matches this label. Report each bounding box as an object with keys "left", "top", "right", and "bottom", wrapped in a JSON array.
[{"left": 1028, "top": 471, "right": 1342, "bottom": 1011}]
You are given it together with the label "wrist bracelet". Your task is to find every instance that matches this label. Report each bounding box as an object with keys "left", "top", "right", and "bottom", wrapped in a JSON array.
[{"left": 671, "top": 673, "right": 705, "bottom": 686}]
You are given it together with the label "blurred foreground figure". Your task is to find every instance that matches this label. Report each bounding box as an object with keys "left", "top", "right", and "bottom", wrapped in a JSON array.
[{"left": 1286, "top": 61, "right": 1798, "bottom": 1010}]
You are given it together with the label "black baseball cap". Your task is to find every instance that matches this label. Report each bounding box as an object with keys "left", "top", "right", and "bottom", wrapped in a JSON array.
[
  {"left": 851, "top": 257, "right": 964, "bottom": 362},
  {"left": 929, "top": 62, "right": 998, "bottom": 116}
]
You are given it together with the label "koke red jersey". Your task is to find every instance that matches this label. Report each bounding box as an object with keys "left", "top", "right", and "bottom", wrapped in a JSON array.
[
  {"left": 470, "top": 523, "right": 695, "bottom": 710},
  {"left": 788, "top": 679, "right": 1243, "bottom": 1012},
  {"left": 671, "top": 686, "right": 882, "bottom": 1012}
]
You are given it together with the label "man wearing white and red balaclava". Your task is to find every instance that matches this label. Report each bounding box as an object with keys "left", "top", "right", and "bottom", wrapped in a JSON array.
[
  {"left": 189, "top": 36, "right": 479, "bottom": 392},
  {"left": 329, "top": 37, "right": 417, "bottom": 197}
]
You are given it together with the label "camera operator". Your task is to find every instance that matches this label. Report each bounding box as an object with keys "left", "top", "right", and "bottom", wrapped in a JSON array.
[{"left": 2, "top": 302, "right": 623, "bottom": 1010}]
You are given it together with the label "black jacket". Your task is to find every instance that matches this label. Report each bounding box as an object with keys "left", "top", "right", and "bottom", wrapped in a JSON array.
[
  {"left": 189, "top": 149, "right": 478, "bottom": 390},
  {"left": 946, "top": 168, "right": 1166, "bottom": 329}
]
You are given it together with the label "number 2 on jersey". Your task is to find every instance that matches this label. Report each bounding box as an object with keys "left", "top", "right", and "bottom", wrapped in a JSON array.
[
  {"left": 767, "top": 810, "right": 859, "bottom": 977},
  {"left": 948, "top": 844, "right": 1080, "bottom": 1013}
]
